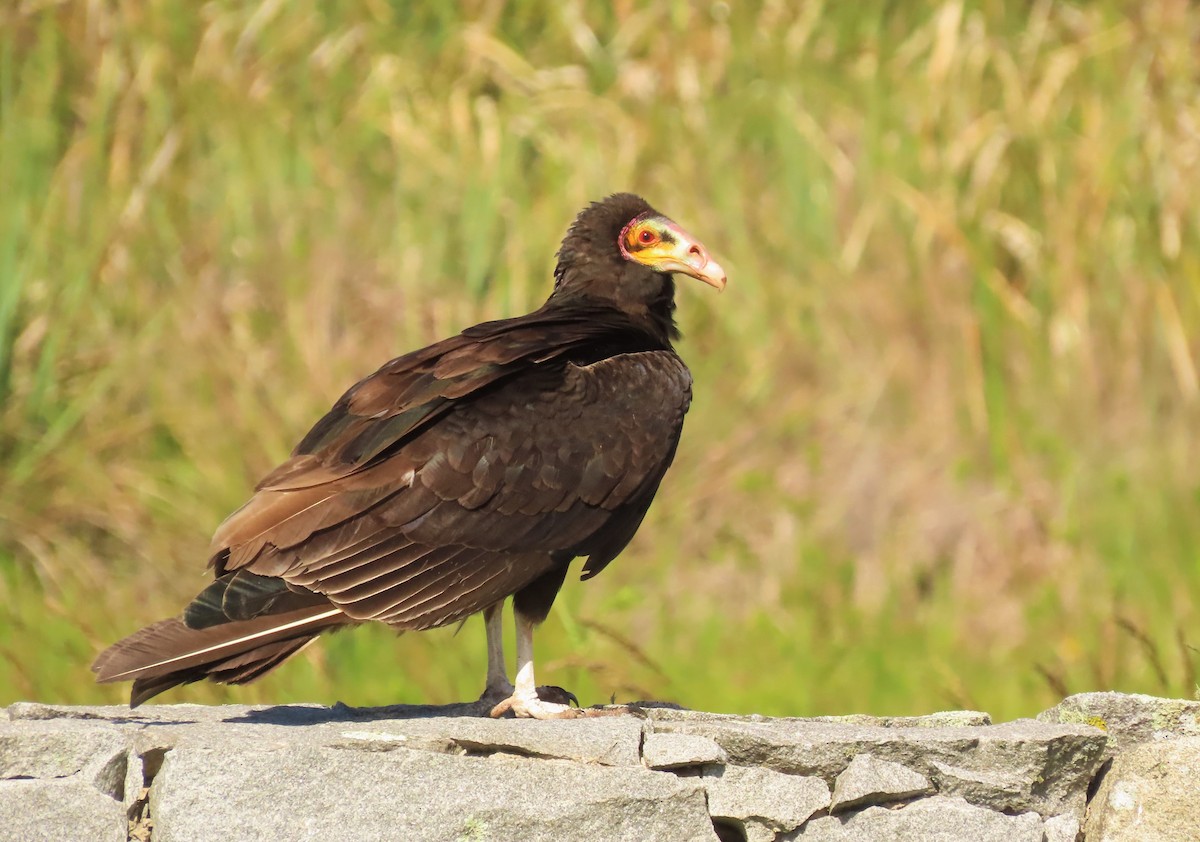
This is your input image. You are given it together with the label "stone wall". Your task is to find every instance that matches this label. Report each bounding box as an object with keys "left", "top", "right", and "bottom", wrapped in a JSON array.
[{"left": 2, "top": 693, "right": 1198, "bottom": 841}]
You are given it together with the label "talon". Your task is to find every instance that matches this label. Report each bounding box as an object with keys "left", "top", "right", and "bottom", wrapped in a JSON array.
[
  {"left": 536, "top": 685, "right": 579, "bottom": 707},
  {"left": 488, "top": 688, "right": 582, "bottom": 719}
]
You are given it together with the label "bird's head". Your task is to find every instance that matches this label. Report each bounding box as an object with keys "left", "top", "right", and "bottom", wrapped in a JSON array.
[
  {"left": 552, "top": 193, "right": 726, "bottom": 298},
  {"left": 616, "top": 207, "right": 726, "bottom": 292}
]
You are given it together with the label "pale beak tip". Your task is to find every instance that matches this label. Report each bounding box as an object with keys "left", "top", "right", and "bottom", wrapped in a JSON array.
[{"left": 703, "top": 260, "right": 727, "bottom": 292}]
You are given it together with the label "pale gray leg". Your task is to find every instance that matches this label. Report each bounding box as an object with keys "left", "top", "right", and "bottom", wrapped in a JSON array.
[
  {"left": 489, "top": 610, "right": 580, "bottom": 719},
  {"left": 481, "top": 602, "right": 514, "bottom": 700}
]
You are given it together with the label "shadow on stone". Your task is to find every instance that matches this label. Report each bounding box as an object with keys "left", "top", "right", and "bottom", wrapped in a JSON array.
[
  {"left": 712, "top": 818, "right": 748, "bottom": 842},
  {"left": 227, "top": 698, "right": 683, "bottom": 726},
  {"left": 5, "top": 703, "right": 199, "bottom": 727},
  {"left": 227, "top": 700, "right": 492, "bottom": 725}
]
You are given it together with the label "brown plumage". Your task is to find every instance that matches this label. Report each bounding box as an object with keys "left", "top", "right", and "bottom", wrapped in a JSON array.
[{"left": 92, "top": 193, "right": 726, "bottom": 717}]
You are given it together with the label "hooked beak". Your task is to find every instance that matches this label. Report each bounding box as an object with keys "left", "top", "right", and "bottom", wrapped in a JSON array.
[
  {"left": 622, "top": 214, "right": 728, "bottom": 291},
  {"left": 656, "top": 222, "right": 727, "bottom": 291}
]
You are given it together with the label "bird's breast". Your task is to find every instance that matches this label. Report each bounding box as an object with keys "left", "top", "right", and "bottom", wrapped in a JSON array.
[{"left": 566, "top": 350, "right": 693, "bottom": 418}]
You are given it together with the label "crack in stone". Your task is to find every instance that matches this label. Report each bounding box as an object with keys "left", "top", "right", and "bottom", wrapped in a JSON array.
[
  {"left": 449, "top": 739, "right": 576, "bottom": 761},
  {"left": 1085, "top": 756, "right": 1113, "bottom": 804},
  {"left": 127, "top": 747, "right": 169, "bottom": 842}
]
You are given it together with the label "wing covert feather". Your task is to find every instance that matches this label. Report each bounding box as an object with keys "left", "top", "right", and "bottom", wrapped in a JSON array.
[{"left": 211, "top": 316, "right": 691, "bottom": 631}]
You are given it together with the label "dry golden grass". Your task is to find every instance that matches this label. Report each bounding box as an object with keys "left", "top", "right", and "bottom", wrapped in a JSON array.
[{"left": 2, "top": 0, "right": 1198, "bottom": 717}]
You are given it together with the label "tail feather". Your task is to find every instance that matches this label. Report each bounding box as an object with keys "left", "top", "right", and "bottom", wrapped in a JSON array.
[
  {"left": 93, "top": 604, "right": 349, "bottom": 706},
  {"left": 205, "top": 635, "right": 318, "bottom": 684}
]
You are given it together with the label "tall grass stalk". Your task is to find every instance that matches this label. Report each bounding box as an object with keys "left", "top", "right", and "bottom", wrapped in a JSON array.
[{"left": 2, "top": 1, "right": 1199, "bottom": 717}]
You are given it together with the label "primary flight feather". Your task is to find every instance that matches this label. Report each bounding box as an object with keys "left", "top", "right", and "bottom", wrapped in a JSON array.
[{"left": 93, "top": 193, "right": 726, "bottom": 718}]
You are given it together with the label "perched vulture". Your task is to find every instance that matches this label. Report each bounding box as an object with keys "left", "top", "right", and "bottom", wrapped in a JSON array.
[{"left": 93, "top": 193, "right": 725, "bottom": 718}]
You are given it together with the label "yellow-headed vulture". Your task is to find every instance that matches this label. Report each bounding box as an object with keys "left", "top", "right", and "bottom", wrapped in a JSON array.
[{"left": 93, "top": 193, "right": 726, "bottom": 718}]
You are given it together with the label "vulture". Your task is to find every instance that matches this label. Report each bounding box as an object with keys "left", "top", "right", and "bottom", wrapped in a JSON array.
[{"left": 92, "top": 193, "right": 725, "bottom": 719}]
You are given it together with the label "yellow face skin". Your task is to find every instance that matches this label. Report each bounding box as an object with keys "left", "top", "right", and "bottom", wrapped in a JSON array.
[{"left": 620, "top": 214, "right": 727, "bottom": 290}]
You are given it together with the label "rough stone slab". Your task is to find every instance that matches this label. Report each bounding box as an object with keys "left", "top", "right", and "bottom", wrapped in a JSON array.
[
  {"left": 810, "top": 711, "right": 992, "bottom": 728},
  {"left": 1039, "top": 692, "right": 1200, "bottom": 755},
  {"left": 701, "top": 764, "right": 830, "bottom": 834},
  {"left": 643, "top": 733, "right": 727, "bottom": 769},
  {"left": 0, "top": 700, "right": 1126, "bottom": 840},
  {"left": 1084, "top": 736, "right": 1200, "bottom": 841},
  {"left": 650, "top": 716, "right": 1105, "bottom": 819},
  {"left": 830, "top": 753, "right": 934, "bottom": 811},
  {"left": 1042, "top": 814, "right": 1081, "bottom": 842},
  {"left": 327, "top": 716, "right": 645, "bottom": 766},
  {"left": 0, "top": 719, "right": 128, "bottom": 799},
  {"left": 5, "top": 701, "right": 242, "bottom": 724},
  {"left": 4, "top": 703, "right": 644, "bottom": 766},
  {"left": 151, "top": 740, "right": 717, "bottom": 842},
  {"left": 929, "top": 759, "right": 1029, "bottom": 812},
  {"left": 793, "top": 795, "right": 1045, "bottom": 841},
  {"left": 734, "top": 823, "right": 778, "bottom": 842},
  {"left": 0, "top": 778, "right": 125, "bottom": 842},
  {"left": 645, "top": 707, "right": 991, "bottom": 728}
]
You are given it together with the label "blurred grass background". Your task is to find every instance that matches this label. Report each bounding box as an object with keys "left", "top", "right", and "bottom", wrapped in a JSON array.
[{"left": 2, "top": 0, "right": 1199, "bottom": 720}]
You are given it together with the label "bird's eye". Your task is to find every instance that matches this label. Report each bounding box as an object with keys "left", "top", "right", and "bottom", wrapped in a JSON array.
[{"left": 638, "top": 228, "right": 657, "bottom": 245}]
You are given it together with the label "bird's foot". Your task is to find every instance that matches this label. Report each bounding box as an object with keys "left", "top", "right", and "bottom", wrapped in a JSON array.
[
  {"left": 477, "top": 680, "right": 516, "bottom": 708},
  {"left": 489, "top": 685, "right": 582, "bottom": 719}
]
